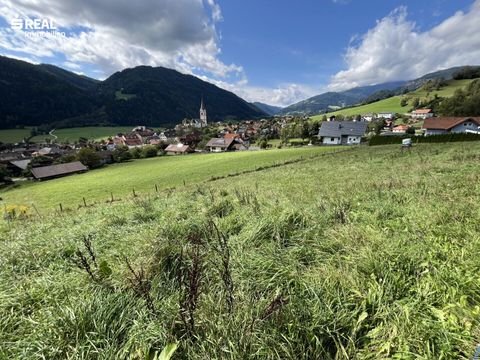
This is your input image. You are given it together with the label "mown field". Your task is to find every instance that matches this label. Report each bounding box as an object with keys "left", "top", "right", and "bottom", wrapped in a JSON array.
[
  {"left": 1, "top": 142, "right": 479, "bottom": 359},
  {"left": 40, "top": 126, "right": 133, "bottom": 143},
  {"left": 0, "top": 128, "right": 31, "bottom": 143},
  {"left": 0, "top": 127, "right": 133, "bottom": 144},
  {"left": 0, "top": 146, "right": 339, "bottom": 210},
  {"left": 312, "top": 78, "right": 477, "bottom": 119}
]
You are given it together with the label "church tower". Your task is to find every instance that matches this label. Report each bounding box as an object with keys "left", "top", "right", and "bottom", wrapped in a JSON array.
[{"left": 200, "top": 97, "right": 207, "bottom": 126}]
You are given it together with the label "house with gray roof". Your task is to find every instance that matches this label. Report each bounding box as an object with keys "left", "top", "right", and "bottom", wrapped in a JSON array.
[
  {"left": 31, "top": 161, "right": 88, "bottom": 180},
  {"left": 318, "top": 121, "right": 368, "bottom": 145}
]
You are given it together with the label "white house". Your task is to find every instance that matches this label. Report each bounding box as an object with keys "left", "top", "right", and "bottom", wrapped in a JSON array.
[
  {"left": 378, "top": 112, "right": 395, "bottom": 120},
  {"left": 412, "top": 109, "right": 434, "bottom": 119},
  {"left": 422, "top": 117, "right": 480, "bottom": 136},
  {"left": 362, "top": 113, "right": 375, "bottom": 122},
  {"left": 318, "top": 121, "right": 368, "bottom": 145}
]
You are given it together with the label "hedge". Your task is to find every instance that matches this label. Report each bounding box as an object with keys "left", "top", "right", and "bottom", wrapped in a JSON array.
[{"left": 369, "top": 132, "right": 480, "bottom": 146}]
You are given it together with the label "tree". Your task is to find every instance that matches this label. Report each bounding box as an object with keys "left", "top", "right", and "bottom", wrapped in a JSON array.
[
  {"left": 406, "top": 126, "right": 416, "bottom": 135},
  {"left": 77, "top": 147, "right": 101, "bottom": 169},
  {"left": 411, "top": 97, "right": 420, "bottom": 109},
  {"left": 114, "top": 145, "right": 132, "bottom": 162},
  {"left": 141, "top": 145, "right": 158, "bottom": 158},
  {"left": 258, "top": 138, "right": 268, "bottom": 149},
  {"left": 130, "top": 147, "right": 142, "bottom": 159},
  {"left": 400, "top": 98, "right": 408, "bottom": 107},
  {"left": 0, "top": 164, "right": 10, "bottom": 183}
]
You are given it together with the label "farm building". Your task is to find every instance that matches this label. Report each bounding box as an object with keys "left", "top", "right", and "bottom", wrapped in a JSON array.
[
  {"left": 318, "top": 121, "right": 367, "bottom": 145},
  {"left": 30, "top": 161, "right": 88, "bottom": 180},
  {"left": 412, "top": 109, "right": 434, "bottom": 119},
  {"left": 205, "top": 138, "right": 235, "bottom": 152},
  {"left": 165, "top": 143, "right": 194, "bottom": 155},
  {"left": 422, "top": 117, "right": 480, "bottom": 136},
  {"left": 392, "top": 125, "right": 409, "bottom": 133}
]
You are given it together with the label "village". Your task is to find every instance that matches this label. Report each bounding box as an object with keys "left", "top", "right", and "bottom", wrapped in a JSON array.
[{"left": 0, "top": 99, "right": 479, "bottom": 182}]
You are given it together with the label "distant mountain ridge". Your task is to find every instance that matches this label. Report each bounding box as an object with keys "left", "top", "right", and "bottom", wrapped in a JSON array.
[
  {"left": 251, "top": 102, "right": 283, "bottom": 115},
  {"left": 280, "top": 66, "right": 480, "bottom": 115},
  {"left": 0, "top": 56, "right": 266, "bottom": 129}
]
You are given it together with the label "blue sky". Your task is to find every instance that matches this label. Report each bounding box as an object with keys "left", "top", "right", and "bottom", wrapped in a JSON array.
[{"left": 0, "top": 0, "right": 479, "bottom": 106}]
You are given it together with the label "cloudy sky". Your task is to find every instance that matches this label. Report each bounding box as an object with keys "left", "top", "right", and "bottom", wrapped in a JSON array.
[{"left": 0, "top": 0, "right": 479, "bottom": 106}]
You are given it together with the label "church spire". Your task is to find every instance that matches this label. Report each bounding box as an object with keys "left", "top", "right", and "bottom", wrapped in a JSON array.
[{"left": 199, "top": 96, "right": 207, "bottom": 126}]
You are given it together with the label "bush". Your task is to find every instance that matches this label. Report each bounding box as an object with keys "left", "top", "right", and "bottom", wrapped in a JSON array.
[
  {"left": 141, "top": 145, "right": 158, "bottom": 158},
  {"left": 113, "top": 145, "right": 132, "bottom": 162},
  {"left": 77, "top": 148, "right": 102, "bottom": 169},
  {"left": 369, "top": 133, "right": 480, "bottom": 146},
  {"left": 130, "top": 147, "right": 142, "bottom": 159}
]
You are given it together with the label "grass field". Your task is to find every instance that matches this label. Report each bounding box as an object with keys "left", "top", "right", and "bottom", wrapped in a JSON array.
[
  {"left": 0, "top": 146, "right": 339, "bottom": 210},
  {"left": 0, "top": 128, "right": 31, "bottom": 143},
  {"left": 0, "top": 126, "right": 133, "bottom": 144},
  {"left": 1, "top": 142, "right": 479, "bottom": 359},
  {"left": 311, "top": 78, "right": 477, "bottom": 120},
  {"left": 32, "top": 126, "right": 133, "bottom": 143}
]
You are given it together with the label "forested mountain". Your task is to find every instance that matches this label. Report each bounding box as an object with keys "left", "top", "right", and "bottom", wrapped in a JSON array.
[{"left": 0, "top": 56, "right": 266, "bottom": 129}]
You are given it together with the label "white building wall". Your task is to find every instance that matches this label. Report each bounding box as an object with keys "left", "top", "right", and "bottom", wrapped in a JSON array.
[
  {"left": 347, "top": 136, "right": 361, "bottom": 144},
  {"left": 451, "top": 121, "right": 479, "bottom": 133},
  {"left": 322, "top": 137, "right": 341, "bottom": 145}
]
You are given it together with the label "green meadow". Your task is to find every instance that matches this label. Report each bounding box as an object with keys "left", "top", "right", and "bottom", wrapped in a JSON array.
[
  {"left": 1, "top": 142, "right": 479, "bottom": 359},
  {"left": 0, "top": 126, "right": 132, "bottom": 144},
  {"left": 1, "top": 146, "right": 338, "bottom": 210}
]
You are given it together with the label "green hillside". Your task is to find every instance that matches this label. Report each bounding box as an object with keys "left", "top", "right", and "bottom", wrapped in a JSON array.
[
  {"left": 1, "top": 142, "right": 479, "bottom": 358},
  {"left": 0, "top": 127, "right": 133, "bottom": 144},
  {"left": 0, "top": 146, "right": 338, "bottom": 210},
  {"left": 0, "top": 56, "right": 266, "bottom": 129},
  {"left": 311, "top": 78, "right": 477, "bottom": 120},
  {"left": 33, "top": 126, "right": 133, "bottom": 143}
]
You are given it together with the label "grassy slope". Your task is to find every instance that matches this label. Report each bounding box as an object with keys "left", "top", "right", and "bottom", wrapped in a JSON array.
[
  {"left": 0, "top": 126, "right": 132, "bottom": 144},
  {"left": 32, "top": 126, "right": 133, "bottom": 143},
  {"left": 1, "top": 142, "right": 479, "bottom": 359},
  {"left": 0, "top": 146, "right": 338, "bottom": 210},
  {"left": 311, "top": 78, "right": 476, "bottom": 119},
  {"left": 0, "top": 128, "right": 31, "bottom": 143}
]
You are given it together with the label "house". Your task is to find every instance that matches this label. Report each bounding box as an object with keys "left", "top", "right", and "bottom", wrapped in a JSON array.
[
  {"left": 205, "top": 138, "right": 236, "bottom": 152},
  {"left": 318, "top": 121, "right": 368, "bottom": 145},
  {"left": 378, "top": 112, "right": 395, "bottom": 120},
  {"left": 148, "top": 135, "right": 162, "bottom": 145},
  {"left": 8, "top": 159, "right": 31, "bottom": 176},
  {"left": 223, "top": 133, "right": 241, "bottom": 140},
  {"left": 422, "top": 117, "right": 480, "bottom": 136},
  {"left": 30, "top": 161, "right": 88, "bottom": 180},
  {"left": 113, "top": 133, "right": 143, "bottom": 148},
  {"left": 392, "top": 125, "right": 409, "bottom": 133},
  {"left": 412, "top": 109, "right": 434, "bottom": 119},
  {"left": 362, "top": 113, "right": 375, "bottom": 122},
  {"left": 165, "top": 143, "right": 194, "bottom": 155},
  {"left": 131, "top": 126, "right": 155, "bottom": 138}
]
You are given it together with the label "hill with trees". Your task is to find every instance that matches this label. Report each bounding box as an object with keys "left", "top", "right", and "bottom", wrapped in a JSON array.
[{"left": 0, "top": 56, "right": 266, "bottom": 129}]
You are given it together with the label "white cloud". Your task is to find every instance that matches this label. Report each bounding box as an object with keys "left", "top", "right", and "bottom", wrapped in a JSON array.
[
  {"left": 329, "top": 1, "right": 480, "bottom": 91},
  {"left": 196, "top": 74, "right": 317, "bottom": 107},
  {"left": 0, "top": 0, "right": 311, "bottom": 107},
  {"left": 0, "top": 0, "right": 238, "bottom": 79}
]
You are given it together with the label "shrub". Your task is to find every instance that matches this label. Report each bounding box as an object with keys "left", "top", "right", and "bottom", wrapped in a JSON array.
[{"left": 141, "top": 145, "right": 158, "bottom": 158}]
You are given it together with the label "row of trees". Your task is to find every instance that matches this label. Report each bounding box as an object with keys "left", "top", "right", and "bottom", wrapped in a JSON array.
[{"left": 437, "top": 79, "right": 480, "bottom": 116}]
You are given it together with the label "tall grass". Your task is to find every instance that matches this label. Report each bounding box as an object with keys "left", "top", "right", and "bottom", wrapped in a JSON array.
[{"left": 0, "top": 143, "right": 479, "bottom": 359}]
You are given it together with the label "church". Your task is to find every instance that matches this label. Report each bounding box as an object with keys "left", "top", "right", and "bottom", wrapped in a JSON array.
[{"left": 182, "top": 98, "right": 208, "bottom": 128}]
